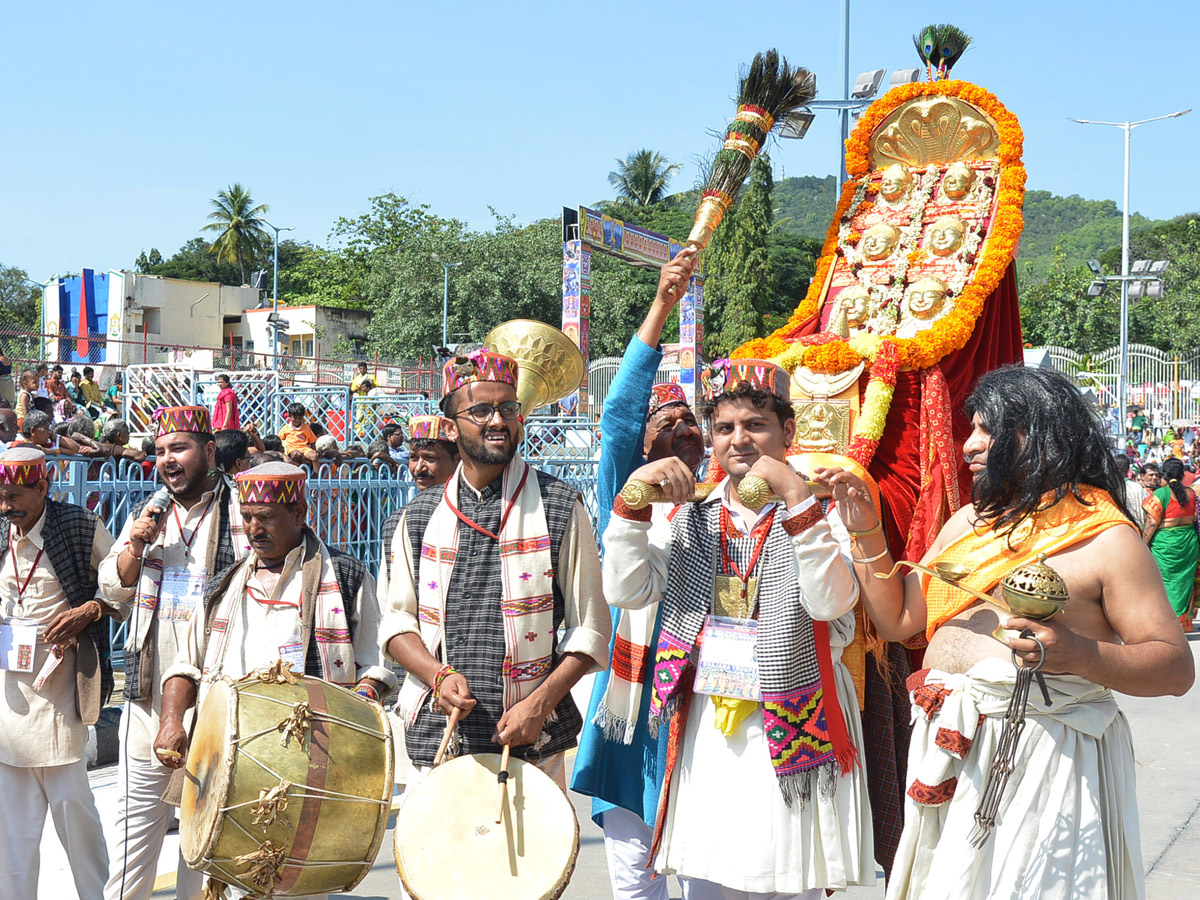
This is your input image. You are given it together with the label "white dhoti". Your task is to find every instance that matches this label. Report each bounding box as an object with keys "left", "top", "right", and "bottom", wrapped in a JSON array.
[
  {"left": 0, "top": 759, "right": 108, "bottom": 900},
  {"left": 887, "top": 658, "right": 1144, "bottom": 900},
  {"left": 656, "top": 649, "right": 874, "bottom": 896},
  {"left": 103, "top": 744, "right": 204, "bottom": 900}
]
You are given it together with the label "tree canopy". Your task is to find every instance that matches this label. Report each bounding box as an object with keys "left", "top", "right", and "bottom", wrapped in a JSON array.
[
  {"left": 200, "top": 183, "right": 269, "bottom": 285},
  {"left": 607, "top": 150, "right": 682, "bottom": 208}
]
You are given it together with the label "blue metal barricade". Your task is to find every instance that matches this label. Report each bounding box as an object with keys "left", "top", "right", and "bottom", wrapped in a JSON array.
[{"left": 350, "top": 394, "right": 437, "bottom": 444}]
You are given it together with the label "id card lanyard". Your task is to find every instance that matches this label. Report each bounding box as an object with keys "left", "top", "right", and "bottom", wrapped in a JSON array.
[{"left": 717, "top": 505, "right": 775, "bottom": 618}]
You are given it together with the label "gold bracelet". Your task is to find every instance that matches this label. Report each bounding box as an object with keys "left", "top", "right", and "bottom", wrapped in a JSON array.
[
  {"left": 851, "top": 546, "right": 891, "bottom": 565},
  {"left": 846, "top": 521, "right": 883, "bottom": 539}
]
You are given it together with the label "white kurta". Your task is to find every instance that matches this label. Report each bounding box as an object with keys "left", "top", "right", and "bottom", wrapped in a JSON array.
[
  {"left": 0, "top": 508, "right": 119, "bottom": 900},
  {"left": 602, "top": 482, "right": 875, "bottom": 895},
  {"left": 98, "top": 488, "right": 244, "bottom": 762},
  {"left": 165, "top": 542, "right": 394, "bottom": 700},
  {"left": 0, "top": 514, "right": 117, "bottom": 767},
  {"left": 886, "top": 658, "right": 1144, "bottom": 900}
]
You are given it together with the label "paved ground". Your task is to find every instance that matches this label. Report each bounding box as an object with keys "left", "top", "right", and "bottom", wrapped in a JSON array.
[{"left": 38, "top": 639, "right": 1200, "bottom": 898}]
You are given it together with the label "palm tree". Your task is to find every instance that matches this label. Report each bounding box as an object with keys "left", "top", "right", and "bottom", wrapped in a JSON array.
[
  {"left": 607, "top": 150, "right": 682, "bottom": 207},
  {"left": 201, "top": 184, "right": 269, "bottom": 284}
]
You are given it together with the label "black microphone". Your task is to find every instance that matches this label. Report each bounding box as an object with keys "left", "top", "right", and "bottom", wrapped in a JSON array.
[{"left": 147, "top": 486, "right": 171, "bottom": 524}]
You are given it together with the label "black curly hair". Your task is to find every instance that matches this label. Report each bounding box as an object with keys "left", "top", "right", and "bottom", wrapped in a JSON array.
[{"left": 964, "top": 365, "right": 1135, "bottom": 535}]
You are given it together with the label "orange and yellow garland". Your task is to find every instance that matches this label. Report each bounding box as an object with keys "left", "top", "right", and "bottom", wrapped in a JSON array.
[{"left": 732, "top": 79, "right": 1025, "bottom": 467}]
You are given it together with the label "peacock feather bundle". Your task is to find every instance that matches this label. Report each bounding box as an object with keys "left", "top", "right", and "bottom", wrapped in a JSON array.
[
  {"left": 686, "top": 49, "right": 816, "bottom": 250},
  {"left": 913, "top": 24, "right": 972, "bottom": 81}
]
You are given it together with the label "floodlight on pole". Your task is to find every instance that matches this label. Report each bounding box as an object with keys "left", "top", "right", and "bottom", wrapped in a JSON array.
[
  {"left": 262, "top": 219, "right": 295, "bottom": 371},
  {"left": 1069, "top": 107, "right": 1191, "bottom": 436},
  {"left": 1087, "top": 280, "right": 1106, "bottom": 297},
  {"left": 1131, "top": 259, "right": 1151, "bottom": 275},
  {"left": 1087, "top": 259, "right": 1103, "bottom": 275},
  {"left": 1149, "top": 259, "right": 1170, "bottom": 276},
  {"left": 890, "top": 69, "right": 921, "bottom": 86}
]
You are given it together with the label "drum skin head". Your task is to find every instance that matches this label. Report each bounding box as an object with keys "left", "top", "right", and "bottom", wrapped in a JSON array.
[
  {"left": 180, "top": 679, "right": 236, "bottom": 866},
  {"left": 395, "top": 753, "right": 580, "bottom": 900}
]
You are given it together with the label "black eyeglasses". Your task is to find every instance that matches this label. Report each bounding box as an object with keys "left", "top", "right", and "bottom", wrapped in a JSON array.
[{"left": 455, "top": 400, "right": 522, "bottom": 425}]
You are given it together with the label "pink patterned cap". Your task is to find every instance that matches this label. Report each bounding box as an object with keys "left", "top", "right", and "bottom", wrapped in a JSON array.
[
  {"left": 648, "top": 383, "right": 689, "bottom": 417},
  {"left": 441, "top": 349, "right": 519, "bottom": 401},
  {"left": 407, "top": 415, "right": 455, "bottom": 443},
  {"left": 0, "top": 447, "right": 47, "bottom": 486},
  {"left": 236, "top": 462, "right": 306, "bottom": 505},
  {"left": 701, "top": 359, "right": 790, "bottom": 402}
]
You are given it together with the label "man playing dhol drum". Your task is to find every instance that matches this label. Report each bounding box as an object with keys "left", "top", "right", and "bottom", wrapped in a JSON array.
[
  {"left": 154, "top": 462, "right": 395, "bottom": 898},
  {"left": 380, "top": 349, "right": 610, "bottom": 788},
  {"left": 100, "top": 405, "right": 247, "bottom": 900},
  {"left": 822, "top": 366, "right": 1194, "bottom": 899},
  {"left": 603, "top": 360, "right": 874, "bottom": 898}
]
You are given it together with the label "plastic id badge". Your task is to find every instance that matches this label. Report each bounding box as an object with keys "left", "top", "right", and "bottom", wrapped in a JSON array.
[{"left": 694, "top": 615, "right": 761, "bottom": 701}]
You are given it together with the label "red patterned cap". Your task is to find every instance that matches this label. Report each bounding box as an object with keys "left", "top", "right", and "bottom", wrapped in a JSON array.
[
  {"left": 0, "top": 447, "right": 47, "bottom": 486},
  {"left": 407, "top": 415, "right": 455, "bottom": 443},
  {"left": 442, "top": 350, "right": 519, "bottom": 400},
  {"left": 155, "top": 406, "right": 212, "bottom": 438},
  {"left": 236, "top": 462, "right": 306, "bottom": 505},
  {"left": 648, "top": 383, "right": 689, "bottom": 417},
  {"left": 701, "top": 359, "right": 790, "bottom": 402}
]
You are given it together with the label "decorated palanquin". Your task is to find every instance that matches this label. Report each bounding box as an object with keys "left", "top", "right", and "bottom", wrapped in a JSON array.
[{"left": 734, "top": 79, "right": 1025, "bottom": 569}]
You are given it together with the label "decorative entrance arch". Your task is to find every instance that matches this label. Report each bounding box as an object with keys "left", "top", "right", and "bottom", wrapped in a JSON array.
[{"left": 560, "top": 206, "right": 704, "bottom": 416}]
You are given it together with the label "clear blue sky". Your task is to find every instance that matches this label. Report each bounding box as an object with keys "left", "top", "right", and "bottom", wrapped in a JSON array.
[{"left": 3, "top": 0, "right": 1197, "bottom": 279}]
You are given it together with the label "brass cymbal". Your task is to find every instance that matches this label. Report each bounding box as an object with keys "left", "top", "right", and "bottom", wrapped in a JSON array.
[{"left": 483, "top": 320, "right": 586, "bottom": 416}]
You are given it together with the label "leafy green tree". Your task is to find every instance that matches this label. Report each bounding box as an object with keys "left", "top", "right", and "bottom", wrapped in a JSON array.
[
  {"left": 704, "top": 156, "right": 777, "bottom": 357},
  {"left": 134, "top": 248, "right": 163, "bottom": 273},
  {"left": 144, "top": 238, "right": 244, "bottom": 286},
  {"left": 200, "top": 183, "right": 269, "bottom": 284},
  {"left": 1018, "top": 245, "right": 1117, "bottom": 352},
  {"left": 1128, "top": 218, "right": 1200, "bottom": 353},
  {"left": 608, "top": 150, "right": 682, "bottom": 207},
  {"left": 0, "top": 264, "right": 42, "bottom": 332}
]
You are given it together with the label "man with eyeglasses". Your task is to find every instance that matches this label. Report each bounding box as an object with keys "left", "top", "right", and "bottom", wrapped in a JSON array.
[{"left": 380, "top": 348, "right": 610, "bottom": 788}]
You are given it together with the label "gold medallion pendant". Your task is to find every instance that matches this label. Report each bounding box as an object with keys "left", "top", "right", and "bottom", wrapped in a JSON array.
[{"left": 713, "top": 574, "right": 758, "bottom": 620}]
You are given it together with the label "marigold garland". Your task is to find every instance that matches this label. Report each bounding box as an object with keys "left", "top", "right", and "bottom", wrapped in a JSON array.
[
  {"left": 731, "top": 78, "right": 1025, "bottom": 375},
  {"left": 847, "top": 338, "right": 900, "bottom": 468}
]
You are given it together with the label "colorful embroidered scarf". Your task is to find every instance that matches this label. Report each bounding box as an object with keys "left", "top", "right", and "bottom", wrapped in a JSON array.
[
  {"left": 200, "top": 533, "right": 356, "bottom": 687},
  {"left": 922, "top": 486, "right": 1134, "bottom": 640},
  {"left": 398, "top": 456, "right": 554, "bottom": 726},
  {"left": 651, "top": 497, "right": 855, "bottom": 804}
]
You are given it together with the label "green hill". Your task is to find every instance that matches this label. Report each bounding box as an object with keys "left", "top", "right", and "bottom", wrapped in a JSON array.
[{"left": 769, "top": 176, "right": 1171, "bottom": 282}]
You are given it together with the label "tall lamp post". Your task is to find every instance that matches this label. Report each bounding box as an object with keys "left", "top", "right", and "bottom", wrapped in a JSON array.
[
  {"left": 431, "top": 254, "right": 461, "bottom": 351},
  {"left": 1070, "top": 109, "right": 1191, "bottom": 439},
  {"left": 262, "top": 220, "right": 294, "bottom": 370},
  {"left": 778, "top": 1, "right": 918, "bottom": 192}
]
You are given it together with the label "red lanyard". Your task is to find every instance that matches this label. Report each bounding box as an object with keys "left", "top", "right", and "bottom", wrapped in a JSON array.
[
  {"left": 172, "top": 497, "right": 214, "bottom": 554},
  {"left": 245, "top": 580, "right": 300, "bottom": 609},
  {"left": 719, "top": 505, "right": 776, "bottom": 600},
  {"left": 9, "top": 529, "right": 45, "bottom": 603},
  {"left": 443, "top": 467, "right": 530, "bottom": 542}
]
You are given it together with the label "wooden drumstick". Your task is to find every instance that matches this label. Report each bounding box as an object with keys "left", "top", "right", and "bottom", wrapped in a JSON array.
[
  {"left": 495, "top": 744, "right": 511, "bottom": 824},
  {"left": 433, "top": 707, "right": 463, "bottom": 767}
]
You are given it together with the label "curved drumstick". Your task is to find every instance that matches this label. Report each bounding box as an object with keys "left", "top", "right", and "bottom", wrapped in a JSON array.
[
  {"left": 433, "top": 706, "right": 464, "bottom": 767},
  {"left": 873, "top": 560, "right": 997, "bottom": 606},
  {"left": 496, "top": 744, "right": 511, "bottom": 824}
]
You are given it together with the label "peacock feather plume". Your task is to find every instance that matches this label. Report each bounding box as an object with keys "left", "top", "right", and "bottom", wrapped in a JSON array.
[{"left": 913, "top": 24, "right": 973, "bottom": 80}]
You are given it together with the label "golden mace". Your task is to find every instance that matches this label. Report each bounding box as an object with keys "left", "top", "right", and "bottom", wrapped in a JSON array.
[{"left": 620, "top": 475, "right": 828, "bottom": 511}]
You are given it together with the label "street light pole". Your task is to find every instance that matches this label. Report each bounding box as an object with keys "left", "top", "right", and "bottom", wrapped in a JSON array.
[
  {"left": 262, "top": 220, "right": 294, "bottom": 371},
  {"left": 432, "top": 256, "right": 461, "bottom": 350},
  {"left": 1070, "top": 109, "right": 1190, "bottom": 440},
  {"left": 839, "top": 0, "right": 851, "bottom": 191}
]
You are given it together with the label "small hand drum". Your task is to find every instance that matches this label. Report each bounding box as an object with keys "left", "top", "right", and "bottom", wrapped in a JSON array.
[{"left": 394, "top": 753, "right": 580, "bottom": 900}]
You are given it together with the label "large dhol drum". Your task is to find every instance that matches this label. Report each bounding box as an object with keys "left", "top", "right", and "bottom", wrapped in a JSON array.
[
  {"left": 395, "top": 753, "right": 580, "bottom": 900},
  {"left": 181, "top": 671, "right": 394, "bottom": 897}
]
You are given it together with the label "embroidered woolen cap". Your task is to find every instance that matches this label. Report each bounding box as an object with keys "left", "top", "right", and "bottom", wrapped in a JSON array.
[
  {"left": 154, "top": 405, "right": 212, "bottom": 438},
  {"left": 236, "top": 462, "right": 306, "bottom": 505},
  {"left": 407, "top": 415, "right": 455, "bottom": 442},
  {"left": 648, "top": 383, "right": 689, "bottom": 417},
  {"left": 702, "top": 359, "right": 790, "bottom": 402},
  {"left": 441, "top": 349, "right": 519, "bottom": 404},
  {"left": 0, "top": 447, "right": 47, "bottom": 486}
]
